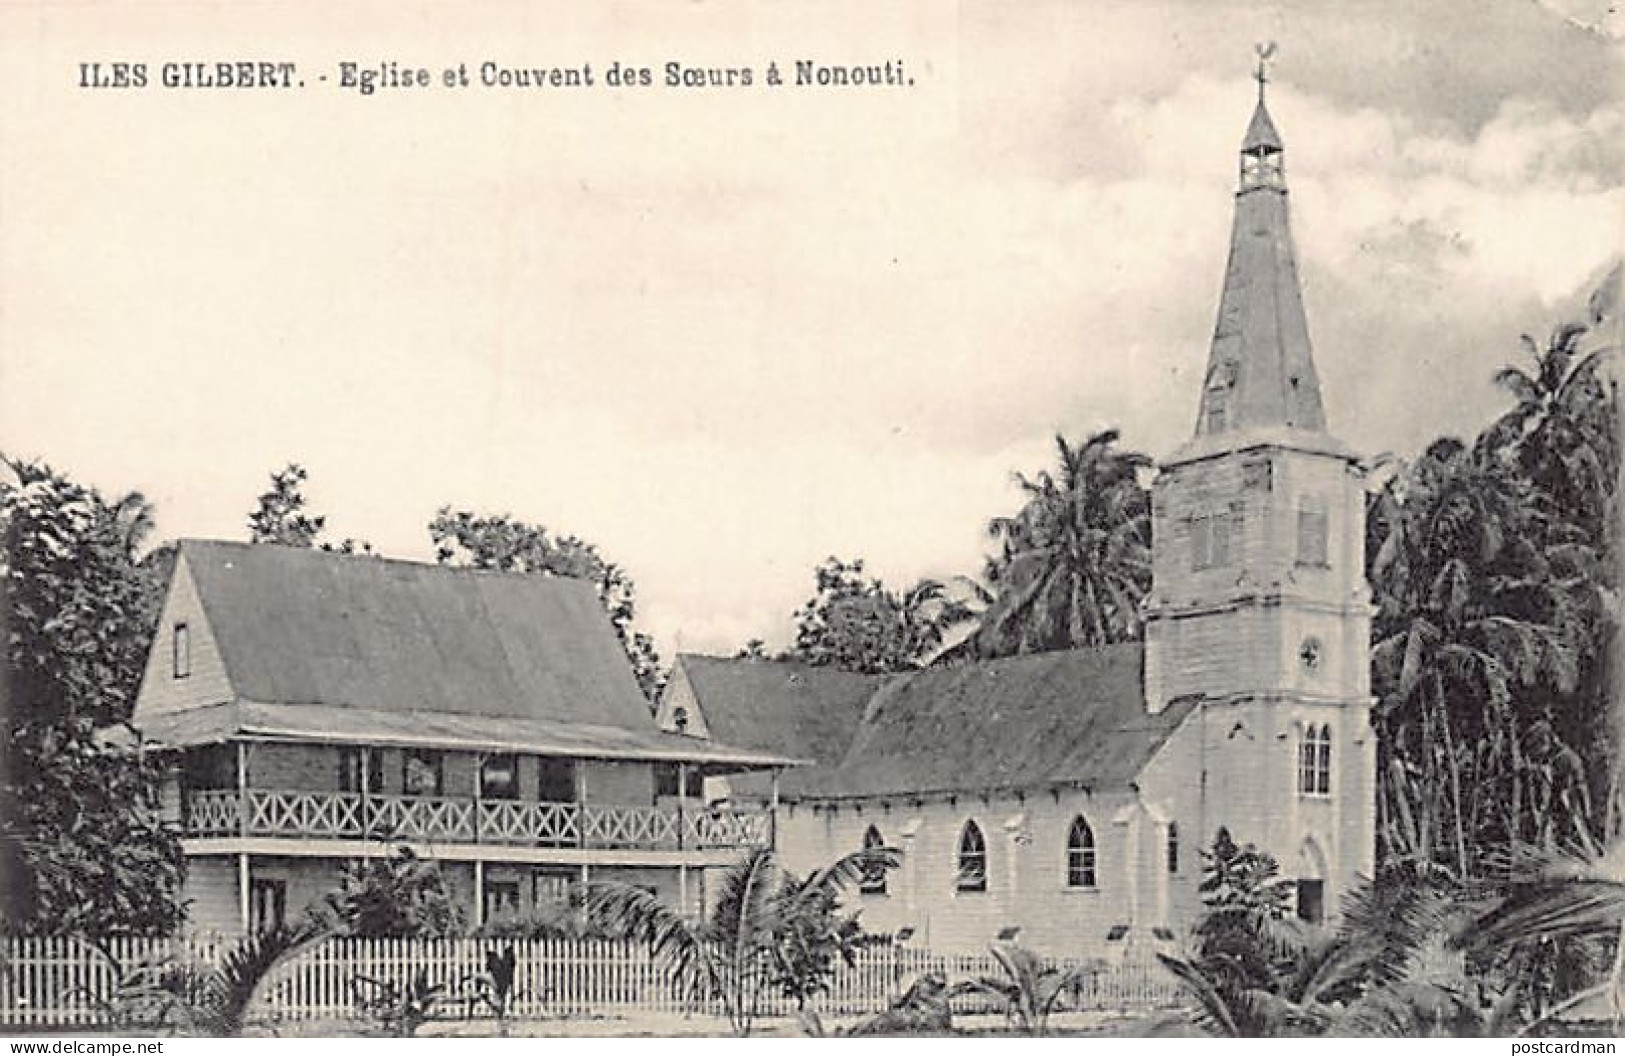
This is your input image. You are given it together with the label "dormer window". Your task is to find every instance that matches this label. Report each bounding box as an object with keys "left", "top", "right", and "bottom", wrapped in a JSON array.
[{"left": 172, "top": 622, "right": 190, "bottom": 679}]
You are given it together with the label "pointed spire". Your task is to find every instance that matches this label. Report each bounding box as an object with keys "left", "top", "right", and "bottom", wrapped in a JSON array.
[
  {"left": 1242, "top": 43, "right": 1283, "bottom": 155},
  {"left": 1242, "top": 99, "right": 1283, "bottom": 156},
  {"left": 1191, "top": 50, "right": 1327, "bottom": 442}
]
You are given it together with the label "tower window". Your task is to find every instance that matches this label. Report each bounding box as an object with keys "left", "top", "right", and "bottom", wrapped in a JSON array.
[
  {"left": 859, "top": 825, "right": 888, "bottom": 895},
  {"left": 1190, "top": 510, "right": 1237, "bottom": 571},
  {"left": 172, "top": 622, "right": 190, "bottom": 679},
  {"left": 1297, "top": 505, "right": 1329, "bottom": 567},
  {"left": 1066, "top": 816, "right": 1097, "bottom": 888},
  {"left": 1167, "top": 821, "right": 1180, "bottom": 874},
  {"left": 957, "top": 820, "right": 987, "bottom": 892},
  {"left": 1298, "top": 724, "right": 1332, "bottom": 797}
]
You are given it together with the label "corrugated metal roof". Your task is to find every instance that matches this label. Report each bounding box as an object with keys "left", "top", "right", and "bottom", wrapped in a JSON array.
[
  {"left": 137, "top": 541, "right": 797, "bottom": 769},
  {"left": 136, "top": 698, "right": 802, "bottom": 769},
  {"left": 676, "top": 654, "right": 878, "bottom": 764},
  {"left": 674, "top": 654, "right": 881, "bottom": 797},
  {"left": 682, "top": 647, "right": 1193, "bottom": 800},
  {"left": 179, "top": 539, "right": 654, "bottom": 727}
]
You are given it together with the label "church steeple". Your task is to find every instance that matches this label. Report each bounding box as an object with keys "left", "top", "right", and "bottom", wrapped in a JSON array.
[{"left": 1193, "top": 47, "right": 1327, "bottom": 442}]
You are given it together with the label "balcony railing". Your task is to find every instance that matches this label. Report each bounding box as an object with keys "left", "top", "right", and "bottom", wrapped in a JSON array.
[{"left": 183, "top": 789, "right": 771, "bottom": 852}]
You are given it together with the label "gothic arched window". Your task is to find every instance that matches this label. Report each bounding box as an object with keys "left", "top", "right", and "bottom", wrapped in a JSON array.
[
  {"left": 859, "top": 825, "right": 888, "bottom": 895},
  {"left": 957, "top": 821, "right": 987, "bottom": 892},
  {"left": 1299, "top": 724, "right": 1332, "bottom": 796},
  {"left": 1066, "top": 817, "right": 1097, "bottom": 888}
]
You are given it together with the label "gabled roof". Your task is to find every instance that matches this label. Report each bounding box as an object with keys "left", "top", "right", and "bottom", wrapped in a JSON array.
[
  {"left": 140, "top": 540, "right": 791, "bottom": 769},
  {"left": 674, "top": 654, "right": 879, "bottom": 766},
  {"left": 795, "top": 646, "right": 1188, "bottom": 800},
  {"left": 175, "top": 538, "right": 653, "bottom": 727},
  {"left": 679, "top": 646, "right": 1193, "bottom": 800}
]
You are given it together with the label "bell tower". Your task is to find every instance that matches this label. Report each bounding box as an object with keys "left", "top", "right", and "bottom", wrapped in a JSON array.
[{"left": 1143, "top": 50, "right": 1376, "bottom": 919}]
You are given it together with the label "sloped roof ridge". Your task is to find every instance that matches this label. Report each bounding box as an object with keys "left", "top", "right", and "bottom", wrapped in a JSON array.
[{"left": 177, "top": 537, "right": 601, "bottom": 596}]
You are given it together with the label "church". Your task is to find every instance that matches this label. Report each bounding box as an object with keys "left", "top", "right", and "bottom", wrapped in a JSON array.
[{"left": 658, "top": 79, "right": 1378, "bottom": 957}]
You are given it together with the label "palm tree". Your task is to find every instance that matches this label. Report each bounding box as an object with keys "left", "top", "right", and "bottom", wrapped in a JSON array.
[
  {"left": 1464, "top": 840, "right": 1625, "bottom": 1034},
  {"left": 585, "top": 846, "right": 898, "bottom": 1035},
  {"left": 973, "top": 430, "right": 1151, "bottom": 657},
  {"left": 91, "top": 919, "right": 329, "bottom": 1035},
  {"left": 1487, "top": 323, "right": 1618, "bottom": 540},
  {"left": 954, "top": 944, "right": 1102, "bottom": 1035},
  {"left": 1369, "top": 439, "right": 1588, "bottom": 877}
]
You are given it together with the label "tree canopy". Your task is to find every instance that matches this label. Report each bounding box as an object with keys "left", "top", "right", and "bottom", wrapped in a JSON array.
[
  {"left": 786, "top": 557, "right": 971, "bottom": 674},
  {"left": 0, "top": 458, "right": 184, "bottom": 937}
]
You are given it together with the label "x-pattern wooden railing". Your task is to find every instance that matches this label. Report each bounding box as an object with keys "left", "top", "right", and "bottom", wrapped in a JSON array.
[{"left": 183, "top": 789, "right": 769, "bottom": 852}]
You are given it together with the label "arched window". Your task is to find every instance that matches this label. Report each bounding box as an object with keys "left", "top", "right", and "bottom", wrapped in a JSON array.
[
  {"left": 1299, "top": 724, "right": 1332, "bottom": 796},
  {"left": 859, "top": 825, "right": 888, "bottom": 895},
  {"left": 1167, "top": 821, "right": 1180, "bottom": 874},
  {"left": 1066, "top": 817, "right": 1097, "bottom": 888},
  {"left": 957, "top": 821, "right": 987, "bottom": 892}
]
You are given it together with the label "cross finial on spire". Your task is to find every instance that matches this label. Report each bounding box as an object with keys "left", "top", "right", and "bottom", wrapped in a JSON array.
[{"left": 1254, "top": 41, "right": 1277, "bottom": 102}]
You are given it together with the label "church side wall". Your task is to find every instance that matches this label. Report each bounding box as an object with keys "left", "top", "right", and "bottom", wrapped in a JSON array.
[{"left": 775, "top": 788, "right": 1144, "bottom": 957}]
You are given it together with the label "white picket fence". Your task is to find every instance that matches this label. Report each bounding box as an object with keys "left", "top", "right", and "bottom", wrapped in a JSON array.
[{"left": 0, "top": 934, "right": 1183, "bottom": 1029}]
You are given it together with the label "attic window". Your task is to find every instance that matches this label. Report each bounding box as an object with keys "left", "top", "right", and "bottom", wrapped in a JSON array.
[
  {"left": 172, "top": 623, "right": 191, "bottom": 680},
  {"left": 673, "top": 706, "right": 689, "bottom": 733}
]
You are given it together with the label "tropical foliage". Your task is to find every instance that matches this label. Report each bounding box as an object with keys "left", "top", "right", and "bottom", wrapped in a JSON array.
[
  {"left": 968, "top": 430, "right": 1152, "bottom": 658},
  {"left": 0, "top": 458, "right": 184, "bottom": 937},
  {"left": 320, "top": 845, "right": 464, "bottom": 938},
  {"left": 788, "top": 556, "right": 972, "bottom": 673},
  {"left": 584, "top": 845, "right": 898, "bottom": 1035},
  {"left": 1369, "top": 317, "right": 1617, "bottom": 879},
  {"left": 92, "top": 920, "right": 329, "bottom": 1036},
  {"left": 246, "top": 462, "right": 371, "bottom": 554},
  {"left": 954, "top": 944, "right": 1101, "bottom": 1035}
]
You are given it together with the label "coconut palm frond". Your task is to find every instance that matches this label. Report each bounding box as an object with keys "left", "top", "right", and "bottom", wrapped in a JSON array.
[
  {"left": 1157, "top": 952, "right": 1241, "bottom": 1037},
  {"left": 198, "top": 918, "right": 329, "bottom": 1036}
]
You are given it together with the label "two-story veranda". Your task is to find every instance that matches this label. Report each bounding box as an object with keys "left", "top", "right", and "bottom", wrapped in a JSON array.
[{"left": 131, "top": 541, "right": 797, "bottom": 935}]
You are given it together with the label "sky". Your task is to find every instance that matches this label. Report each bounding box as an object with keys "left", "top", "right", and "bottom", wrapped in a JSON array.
[{"left": 1, "top": 0, "right": 1621, "bottom": 659}]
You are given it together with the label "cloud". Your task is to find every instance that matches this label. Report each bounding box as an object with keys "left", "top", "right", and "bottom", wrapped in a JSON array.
[{"left": 0, "top": 0, "right": 1619, "bottom": 657}]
